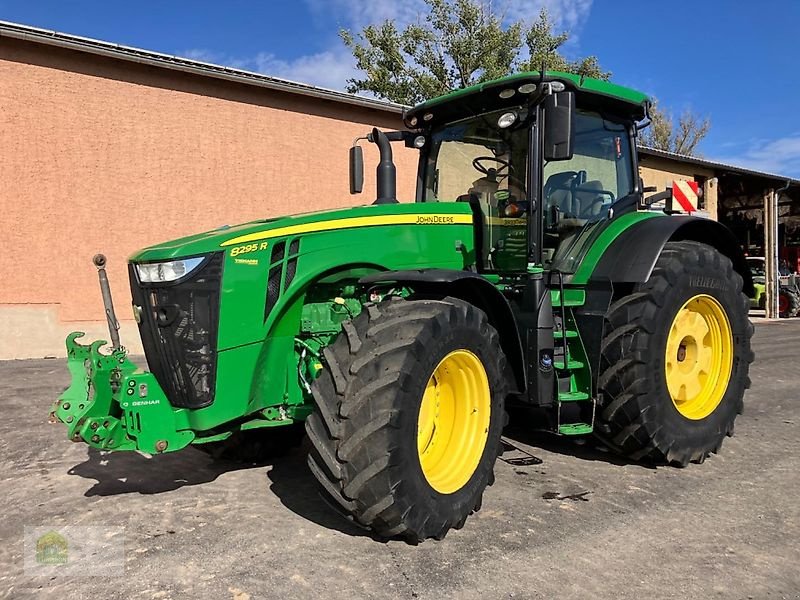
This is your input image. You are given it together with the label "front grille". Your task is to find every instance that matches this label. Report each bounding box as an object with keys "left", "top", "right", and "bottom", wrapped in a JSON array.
[{"left": 129, "top": 253, "right": 223, "bottom": 409}]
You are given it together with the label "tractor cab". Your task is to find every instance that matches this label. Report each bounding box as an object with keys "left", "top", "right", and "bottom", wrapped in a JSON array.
[
  {"left": 418, "top": 100, "right": 636, "bottom": 274},
  {"left": 353, "top": 71, "right": 648, "bottom": 279}
]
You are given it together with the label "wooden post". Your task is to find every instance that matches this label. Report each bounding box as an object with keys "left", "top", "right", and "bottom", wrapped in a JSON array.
[
  {"left": 704, "top": 178, "right": 718, "bottom": 221},
  {"left": 764, "top": 188, "right": 779, "bottom": 319}
]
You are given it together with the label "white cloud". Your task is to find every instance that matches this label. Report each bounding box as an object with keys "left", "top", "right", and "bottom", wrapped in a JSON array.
[
  {"left": 177, "top": 47, "right": 358, "bottom": 92},
  {"left": 179, "top": 48, "right": 224, "bottom": 64},
  {"left": 305, "top": 0, "right": 427, "bottom": 29},
  {"left": 250, "top": 49, "right": 359, "bottom": 91},
  {"left": 178, "top": 0, "right": 595, "bottom": 92},
  {"left": 503, "top": 0, "right": 593, "bottom": 31},
  {"left": 713, "top": 135, "right": 800, "bottom": 179},
  {"left": 305, "top": 0, "right": 593, "bottom": 31}
]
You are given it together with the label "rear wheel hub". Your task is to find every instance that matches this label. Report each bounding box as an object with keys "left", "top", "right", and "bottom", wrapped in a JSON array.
[{"left": 665, "top": 294, "right": 733, "bottom": 420}]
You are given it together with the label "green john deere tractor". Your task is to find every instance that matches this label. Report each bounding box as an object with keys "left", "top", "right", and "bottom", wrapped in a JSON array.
[{"left": 52, "top": 71, "right": 754, "bottom": 542}]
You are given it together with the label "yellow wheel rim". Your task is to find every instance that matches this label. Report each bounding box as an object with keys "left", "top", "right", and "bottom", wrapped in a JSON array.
[
  {"left": 417, "top": 349, "right": 492, "bottom": 494},
  {"left": 665, "top": 294, "right": 733, "bottom": 420}
]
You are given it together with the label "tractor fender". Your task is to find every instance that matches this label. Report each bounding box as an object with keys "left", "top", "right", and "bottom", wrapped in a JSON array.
[
  {"left": 590, "top": 215, "right": 754, "bottom": 297},
  {"left": 360, "top": 269, "right": 526, "bottom": 394}
]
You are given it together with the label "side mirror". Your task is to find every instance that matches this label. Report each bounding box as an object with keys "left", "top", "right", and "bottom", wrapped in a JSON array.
[
  {"left": 349, "top": 145, "right": 364, "bottom": 194},
  {"left": 543, "top": 91, "right": 575, "bottom": 161}
]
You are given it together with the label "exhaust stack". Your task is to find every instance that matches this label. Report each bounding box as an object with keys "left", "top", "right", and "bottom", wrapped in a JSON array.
[{"left": 370, "top": 128, "right": 397, "bottom": 204}]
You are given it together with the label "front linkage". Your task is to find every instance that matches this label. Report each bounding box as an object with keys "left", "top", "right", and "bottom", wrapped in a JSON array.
[
  {"left": 50, "top": 332, "right": 194, "bottom": 454},
  {"left": 50, "top": 255, "right": 195, "bottom": 455}
]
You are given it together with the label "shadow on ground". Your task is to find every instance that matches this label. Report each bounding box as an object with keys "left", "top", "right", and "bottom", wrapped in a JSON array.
[
  {"left": 502, "top": 407, "right": 652, "bottom": 469},
  {"left": 68, "top": 446, "right": 260, "bottom": 496},
  {"left": 65, "top": 413, "right": 648, "bottom": 535},
  {"left": 67, "top": 441, "right": 377, "bottom": 539},
  {"left": 266, "top": 440, "right": 382, "bottom": 540}
]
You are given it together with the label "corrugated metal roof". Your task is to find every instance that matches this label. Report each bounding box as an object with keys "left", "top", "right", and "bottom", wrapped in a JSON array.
[
  {"left": 639, "top": 146, "right": 800, "bottom": 186},
  {"left": 0, "top": 19, "right": 405, "bottom": 114}
]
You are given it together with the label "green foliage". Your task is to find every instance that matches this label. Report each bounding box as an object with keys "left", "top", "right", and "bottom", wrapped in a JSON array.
[
  {"left": 640, "top": 98, "right": 711, "bottom": 156},
  {"left": 518, "top": 9, "right": 609, "bottom": 80},
  {"left": 341, "top": 1, "right": 609, "bottom": 105}
]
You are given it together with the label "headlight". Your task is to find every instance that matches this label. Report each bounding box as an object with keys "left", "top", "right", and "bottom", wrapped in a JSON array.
[{"left": 136, "top": 257, "right": 205, "bottom": 283}]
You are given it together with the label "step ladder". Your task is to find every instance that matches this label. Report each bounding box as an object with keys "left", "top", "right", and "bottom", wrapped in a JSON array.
[{"left": 550, "top": 274, "right": 595, "bottom": 436}]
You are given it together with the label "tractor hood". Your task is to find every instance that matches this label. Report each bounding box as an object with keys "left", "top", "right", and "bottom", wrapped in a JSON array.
[{"left": 129, "top": 202, "right": 474, "bottom": 262}]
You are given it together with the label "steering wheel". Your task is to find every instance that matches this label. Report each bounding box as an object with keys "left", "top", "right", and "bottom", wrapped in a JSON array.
[{"left": 472, "top": 156, "right": 512, "bottom": 179}]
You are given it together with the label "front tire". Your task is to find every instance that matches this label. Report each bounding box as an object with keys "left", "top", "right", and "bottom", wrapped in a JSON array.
[
  {"left": 597, "top": 241, "right": 754, "bottom": 465},
  {"left": 305, "top": 297, "right": 508, "bottom": 542}
]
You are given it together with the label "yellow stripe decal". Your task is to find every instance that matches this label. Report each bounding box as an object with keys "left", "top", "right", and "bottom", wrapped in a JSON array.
[{"left": 220, "top": 213, "right": 473, "bottom": 247}]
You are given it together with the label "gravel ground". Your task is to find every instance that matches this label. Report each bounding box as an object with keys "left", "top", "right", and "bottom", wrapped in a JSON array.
[{"left": 1, "top": 320, "right": 798, "bottom": 600}]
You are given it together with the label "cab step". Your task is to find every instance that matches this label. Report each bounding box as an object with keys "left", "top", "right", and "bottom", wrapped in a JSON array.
[
  {"left": 553, "top": 329, "right": 578, "bottom": 339},
  {"left": 550, "top": 289, "right": 586, "bottom": 307},
  {"left": 558, "top": 423, "right": 594, "bottom": 436},
  {"left": 553, "top": 359, "right": 584, "bottom": 370},
  {"left": 558, "top": 391, "right": 590, "bottom": 402}
]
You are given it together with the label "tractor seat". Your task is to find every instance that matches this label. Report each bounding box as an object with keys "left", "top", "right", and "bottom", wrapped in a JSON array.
[{"left": 574, "top": 180, "right": 606, "bottom": 217}]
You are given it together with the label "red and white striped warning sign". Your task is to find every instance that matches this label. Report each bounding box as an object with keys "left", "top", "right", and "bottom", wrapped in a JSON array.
[{"left": 672, "top": 180, "right": 699, "bottom": 213}]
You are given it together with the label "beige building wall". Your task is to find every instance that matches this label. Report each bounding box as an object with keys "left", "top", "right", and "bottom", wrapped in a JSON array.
[
  {"left": 0, "top": 37, "right": 413, "bottom": 359},
  {"left": 0, "top": 36, "right": 729, "bottom": 360},
  {"left": 639, "top": 155, "right": 718, "bottom": 219}
]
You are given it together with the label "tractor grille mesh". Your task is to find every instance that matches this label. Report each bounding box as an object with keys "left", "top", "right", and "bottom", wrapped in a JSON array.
[
  {"left": 284, "top": 257, "right": 298, "bottom": 289},
  {"left": 271, "top": 241, "right": 286, "bottom": 264},
  {"left": 263, "top": 238, "right": 301, "bottom": 322},
  {"left": 265, "top": 265, "right": 283, "bottom": 319},
  {"left": 129, "top": 253, "right": 222, "bottom": 409}
]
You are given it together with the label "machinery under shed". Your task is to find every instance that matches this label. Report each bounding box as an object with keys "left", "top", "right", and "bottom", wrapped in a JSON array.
[{"left": 639, "top": 147, "right": 800, "bottom": 318}]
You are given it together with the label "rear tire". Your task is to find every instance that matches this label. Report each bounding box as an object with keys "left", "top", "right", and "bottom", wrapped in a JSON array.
[
  {"left": 597, "top": 241, "right": 754, "bottom": 466},
  {"left": 305, "top": 297, "right": 508, "bottom": 542}
]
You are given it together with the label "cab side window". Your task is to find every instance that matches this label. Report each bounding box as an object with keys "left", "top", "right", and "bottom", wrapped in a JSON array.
[{"left": 542, "top": 111, "right": 633, "bottom": 263}]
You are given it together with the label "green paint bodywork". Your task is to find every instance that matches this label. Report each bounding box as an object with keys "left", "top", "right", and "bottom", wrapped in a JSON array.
[
  {"left": 407, "top": 70, "right": 649, "bottom": 118},
  {"left": 566, "top": 211, "right": 661, "bottom": 283},
  {"left": 51, "top": 78, "right": 696, "bottom": 453},
  {"left": 53, "top": 203, "right": 481, "bottom": 452},
  {"left": 52, "top": 199, "right": 667, "bottom": 452}
]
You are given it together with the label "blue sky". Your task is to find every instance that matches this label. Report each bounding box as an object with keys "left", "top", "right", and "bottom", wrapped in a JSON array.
[{"left": 2, "top": 0, "right": 799, "bottom": 177}]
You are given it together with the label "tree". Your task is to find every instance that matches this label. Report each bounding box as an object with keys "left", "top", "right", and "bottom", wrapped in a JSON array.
[
  {"left": 341, "top": 1, "right": 609, "bottom": 105},
  {"left": 341, "top": 0, "right": 711, "bottom": 155},
  {"left": 518, "top": 9, "right": 609, "bottom": 80},
  {"left": 639, "top": 98, "right": 710, "bottom": 156}
]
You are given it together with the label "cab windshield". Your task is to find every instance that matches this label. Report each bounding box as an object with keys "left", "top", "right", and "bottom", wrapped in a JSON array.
[
  {"left": 422, "top": 108, "right": 530, "bottom": 272},
  {"left": 421, "top": 106, "right": 635, "bottom": 274}
]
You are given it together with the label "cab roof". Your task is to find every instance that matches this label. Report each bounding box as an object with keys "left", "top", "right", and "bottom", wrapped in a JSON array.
[{"left": 404, "top": 71, "right": 650, "bottom": 126}]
